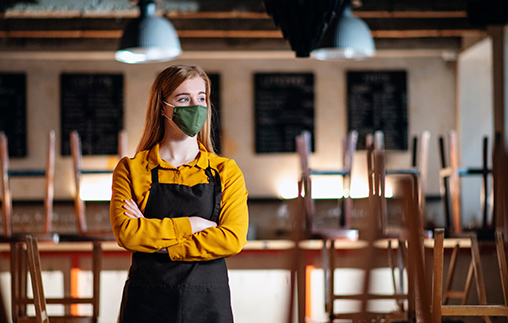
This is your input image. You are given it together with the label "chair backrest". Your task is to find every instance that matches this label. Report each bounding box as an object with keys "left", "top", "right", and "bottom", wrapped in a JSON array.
[
  {"left": 439, "top": 130, "right": 493, "bottom": 235},
  {"left": 368, "top": 131, "right": 430, "bottom": 237},
  {"left": 412, "top": 131, "right": 431, "bottom": 216},
  {"left": 25, "top": 235, "right": 50, "bottom": 323},
  {"left": 366, "top": 131, "right": 388, "bottom": 235},
  {"left": 0, "top": 131, "right": 55, "bottom": 236},
  {"left": 493, "top": 132, "right": 508, "bottom": 237},
  {"left": 70, "top": 130, "right": 127, "bottom": 234},
  {"left": 295, "top": 130, "right": 358, "bottom": 234},
  {"left": 364, "top": 131, "right": 431, "bottom": 321}
]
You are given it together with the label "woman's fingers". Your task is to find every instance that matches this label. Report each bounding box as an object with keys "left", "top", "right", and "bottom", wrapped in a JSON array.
[
  {"left": 189, "top": 216, "right": 217, "bottom": 234},
  {"left": 123, "top": 199, "right": 145, "bottom": 218}
]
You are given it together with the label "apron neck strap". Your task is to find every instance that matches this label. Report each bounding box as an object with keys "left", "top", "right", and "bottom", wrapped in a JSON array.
[
  {"left": 205, "top": 161, "right": 222, "bottom": 222},
  {"left": 151, "top": 166, "right": 159, "bottom": 184}
]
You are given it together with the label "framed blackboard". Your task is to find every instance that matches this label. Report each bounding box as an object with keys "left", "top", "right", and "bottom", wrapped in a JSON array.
[
  {"left": 347, "top": 71, "right": 408, "bottom": 150},
  {"left": 60, "top": 73, "right": 124, "bottom": 155},
  {"left": 0, "top": 73, "right": 26, "bottom": 157},
  {"left": 255, "top": 73, "right": 314, "bottom": 153},
  {"left": 209, "top": 73, "right": 222, "bottom": 154}
]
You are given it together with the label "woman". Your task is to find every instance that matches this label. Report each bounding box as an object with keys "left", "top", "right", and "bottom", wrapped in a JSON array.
[{"left": 110, "top": 65, "right": 249, "bottom": 323}]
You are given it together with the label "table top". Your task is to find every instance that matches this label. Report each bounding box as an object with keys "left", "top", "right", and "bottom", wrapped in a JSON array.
[{"left": 0, "top": 236, "right": 480, "bottom": 253}]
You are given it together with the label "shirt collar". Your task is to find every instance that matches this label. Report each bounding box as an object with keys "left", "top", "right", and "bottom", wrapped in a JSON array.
[{"left": 147, "top": 141, "right": 209, "bottom": 170}]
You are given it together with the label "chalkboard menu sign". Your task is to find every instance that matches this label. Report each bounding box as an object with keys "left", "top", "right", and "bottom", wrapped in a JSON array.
[
  {"left": 209, "top": 73, "right": 222, "bottom": 154},
  {"left": 0, "top": 73, "right": 27, "bottom": 157},
  {"left": 255, "top": 73, "right": 314, "bottom": 153},
  {"left": 347, "top": 71, "right": 408, "bottom": 150},
  {"left": 60, "top": 73, "right": 123, "bottom": 155}
]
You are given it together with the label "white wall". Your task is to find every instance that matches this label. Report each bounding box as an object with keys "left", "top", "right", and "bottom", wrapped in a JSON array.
[
  {"left": 0, "top": 53, "right": 456, "bottom": 200},
  {"left": 458, "top": 38, "right": 494, "bottom": 228}
]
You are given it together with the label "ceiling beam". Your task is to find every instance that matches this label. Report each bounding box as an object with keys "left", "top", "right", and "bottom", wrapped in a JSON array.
[
  {"left": 0, "top": 29, "right": 486, "bottom": 39},
  {"left": 1, "top": 10, "right": 470, "bottom": 19}
]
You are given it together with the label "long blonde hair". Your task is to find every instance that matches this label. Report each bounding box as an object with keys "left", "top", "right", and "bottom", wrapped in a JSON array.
[{"left": 136, "top": 65, "right": 215, "bottom": 153}]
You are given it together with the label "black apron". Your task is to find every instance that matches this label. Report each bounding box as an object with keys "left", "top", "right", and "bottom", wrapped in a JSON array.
[{"left": 119, "top": 165, "right": 233, "bottom": 323}]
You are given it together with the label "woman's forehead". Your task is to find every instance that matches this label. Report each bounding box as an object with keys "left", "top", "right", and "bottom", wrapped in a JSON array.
[{"left": 172, "top": 77, "right": 206, "bottom": 95}]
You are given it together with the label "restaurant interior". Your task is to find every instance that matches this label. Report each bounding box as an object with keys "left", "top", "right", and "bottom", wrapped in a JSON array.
[{"left": 1, "top": 0, "right": 508, "bottom": 322}]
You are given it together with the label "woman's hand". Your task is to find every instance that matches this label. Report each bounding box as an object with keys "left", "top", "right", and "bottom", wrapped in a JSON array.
[
  {"left": 123, "top": 199, "right": 215, "bottom": 235},
  {"left": 189, "top": 217, "right": 217, "bottom": 234},
  {"left": 123, "top": 199, "right": 145, "bottom": 219}
]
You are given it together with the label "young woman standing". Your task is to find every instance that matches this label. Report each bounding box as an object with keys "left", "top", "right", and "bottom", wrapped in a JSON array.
[{"left": 110, "top": 65, "right": 249, "bottom": 322}]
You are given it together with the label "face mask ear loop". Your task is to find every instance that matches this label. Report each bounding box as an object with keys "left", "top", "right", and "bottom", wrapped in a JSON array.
[{"left": 162, "top": 101, "right": 174, "bottom": 120}]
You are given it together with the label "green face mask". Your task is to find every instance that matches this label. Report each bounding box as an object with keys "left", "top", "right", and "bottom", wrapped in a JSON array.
[{"left": 163, "top": 102, "right": 208, "bottom": 137}]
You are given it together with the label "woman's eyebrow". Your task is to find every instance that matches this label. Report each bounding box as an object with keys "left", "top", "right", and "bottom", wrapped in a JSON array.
[{"left": 175, "top": 91, "right": 206, "bottom": 97}]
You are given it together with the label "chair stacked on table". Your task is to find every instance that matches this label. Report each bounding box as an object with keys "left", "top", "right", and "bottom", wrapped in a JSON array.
[
  {"left": 0, "top": 130, "right": 126, "bottom": 323},
  {"left": 431, "top": 130, "right": 508, "bottom": 323},
  {"left": 287, "top": 130, "right": 431, "bottom": 323}
]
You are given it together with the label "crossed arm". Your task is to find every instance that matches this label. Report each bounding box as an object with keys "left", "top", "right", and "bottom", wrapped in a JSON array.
[
  {"left": 110, "top": 157, "right": 249, "bottom": 260},
  {"left": 122, "top": 198, "right": 217, "bottom": 253}
]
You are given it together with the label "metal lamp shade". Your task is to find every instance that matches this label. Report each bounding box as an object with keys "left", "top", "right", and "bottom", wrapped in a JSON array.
[
  {"left": 311, "top": 6, "right": 375, "bottom": 60},
  {"left": 115, "top": 2, "right": 181, "bottom": 64}
]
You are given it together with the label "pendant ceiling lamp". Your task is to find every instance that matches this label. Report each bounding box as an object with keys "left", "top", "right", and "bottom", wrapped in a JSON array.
[
  {"left": 264, "top": 0, "right": 344, "bottom": 57},
  {"left": 311, "top": 1, "right": 375, "bottom": 60},
  {"left": 115, "top": 0, "right": 181, "bottom": 64}
]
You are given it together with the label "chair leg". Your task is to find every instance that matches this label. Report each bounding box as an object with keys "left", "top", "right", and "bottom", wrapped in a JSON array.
[
  {"left": 470, "top": 234, "right": 493, "bottom": 323},
  {"left": 461, "top": 261, "right": 474, "bottom": 305},
  {"left": 387, "top": 240, "right": 404, "bottom": 313},
  {"left": 495, "top": 231, "right": 508, "bottom": 305},
  {"left": 26, "top": 235, "right": 49, "bottom": 323},
  {"left": 92, "top": 242, "right": 102, "bottom": 320},
  {"left": 397, "top": 240, "right": 406, "bottom": 312},
  {"left": 443, "top": 243, "right": 457, "bottom": 303},
  {"left": 432, "top": 228, "right": 444, "bottom": 323},
  {"left": 322, "top": 239, "right": 334, "bottom": 320}
]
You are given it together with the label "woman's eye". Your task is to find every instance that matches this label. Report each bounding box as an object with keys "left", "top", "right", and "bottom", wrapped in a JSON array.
[
  {"left": 177, "top": 97, "right": 190, "bottom": 103},
  {"left": 198, "top": 97, "right": 206, "bottom": 103}
]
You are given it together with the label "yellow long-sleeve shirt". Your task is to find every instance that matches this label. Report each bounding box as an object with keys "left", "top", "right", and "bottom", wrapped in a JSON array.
[{"left": 109, "top": 142, "right": 249, "bottom": 261}]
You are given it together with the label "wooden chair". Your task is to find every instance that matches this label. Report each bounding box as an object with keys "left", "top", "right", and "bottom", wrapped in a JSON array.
[
  {"left": 286, "top": 130, "right": 358, "bottom": 323},
  {"left": 0, "top": 131, "right": 62, "bottom": 322},
  {"left": 290, "top": 130, "right": 431, "bottom": 322},
  {"left": 296, "top": 130, "right": 358, "bottom": 237},
  {"left": 437, "top": 131, "right": 500, "bottom": 312},
  {"left": 431, "top": 132, "right": 508, "bottom": 323},
  {"left": 432, "top": 229, "right": 508, "bottom": 322},
  {"left": 411, "top": 131, "right": 431, "bottom": 219},
  {"left": 493, "top": 131, "right": 508, "bottom": 239},
  {"left": 45, "top": 130, "right": 126, "bottom": 321},
  {"left": 69, "top": 130, "right": 127, "bottom": 236},
  {"left": 21, "top": 234, "right": 101, "bottom": 323},
  {"left": 358, "top": 131, "right": 431, "bottom": 322},
  {"left": 0, "top": 131, "right": 55, "bottom": 237},
  {"left": 439, "top": 130, "right": 493, "bottom": 236}
]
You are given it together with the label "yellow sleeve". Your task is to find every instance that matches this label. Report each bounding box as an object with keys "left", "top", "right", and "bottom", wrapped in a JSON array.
[
  {"left": 166, "top": 159, "right": 249, "bottom": 261},
  {"left": 109, "top": 157, "right": 193, "bottom": 253}
]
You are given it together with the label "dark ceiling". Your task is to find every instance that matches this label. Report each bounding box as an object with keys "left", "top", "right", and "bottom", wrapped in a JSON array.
[{"left": 0, "top": 0, "right": 496, "bottom": 55}]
